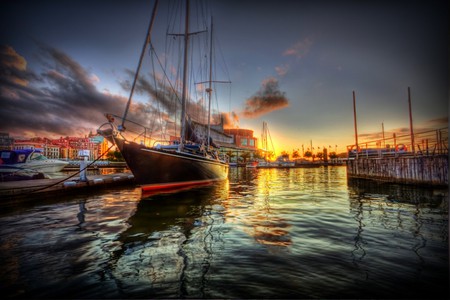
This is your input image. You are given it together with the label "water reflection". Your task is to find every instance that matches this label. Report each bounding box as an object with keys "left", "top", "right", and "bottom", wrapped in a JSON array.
[
  {"left": 347, "top": 178, "right": 448, "bottom": 286},
  {"left": 0, "top": 167, "right": 448, "bottom": 299},
  {"left": 77, "top": 199, "right": 87, "bottom": 227},
  {"left": 103, "top": 181, "right": 229, "bottom": 298},
  {"left": 226, "top": 168, "right": 294, "bottom": 252}
]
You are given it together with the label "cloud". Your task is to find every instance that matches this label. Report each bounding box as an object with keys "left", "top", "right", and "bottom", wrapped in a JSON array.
[
  {"left": 0, "top": 44, "right": 152, "bottom": 138},
  {"left": 275, "top": 64, "right": 289, "bottom": 76},
  {"left": 420, "top": 117, "right": 448, "bottom": 129},
  {"left": 242, "top": 77, "right": 289, "bottom": 118},
  {"left": 0, "top": 45, "right": 31, "bottom": 86},
  {"left": 90, "top": 74, "right": 100, "bottom": 83},
  {"left": 356, "top": 118, "right": 448, "bottom": 146},
  {"left": 214, "top": 111, "right": 239, "bottom": 129},
  {"left": 283, "top": 38, "right": 313, "bottom": 59}
]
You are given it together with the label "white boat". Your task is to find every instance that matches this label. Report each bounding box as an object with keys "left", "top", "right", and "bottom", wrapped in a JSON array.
[{"left": 0, "top": 149, "right": 69, "bottom": 174}]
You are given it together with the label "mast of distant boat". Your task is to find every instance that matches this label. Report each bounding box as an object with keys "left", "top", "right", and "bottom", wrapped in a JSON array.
[{"left": 261, "top": 121, "right": 275, "bottom": 161}]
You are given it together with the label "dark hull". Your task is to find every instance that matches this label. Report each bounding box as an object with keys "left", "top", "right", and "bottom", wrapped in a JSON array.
[{"left": 113, "top": 137, "right": 228, "bottom": 191}]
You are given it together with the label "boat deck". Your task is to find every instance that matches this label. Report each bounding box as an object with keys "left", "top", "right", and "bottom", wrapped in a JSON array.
[{"left": 0, "top": 172, "right": 135, "bottom": 201}]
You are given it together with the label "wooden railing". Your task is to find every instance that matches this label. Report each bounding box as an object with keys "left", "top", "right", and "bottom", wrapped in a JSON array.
[{"left": 347, "top": 127, "right": 448, "bottom": 159}]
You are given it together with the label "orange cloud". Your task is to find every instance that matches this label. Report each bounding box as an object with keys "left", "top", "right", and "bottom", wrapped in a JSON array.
[
  {"left": 283, "top": 38, "right": 313, "bottom": 59},
  {"left": 218, "top": 111, "right": 239, "bottom": 129},
  {"left": 0, "top": 45, "right": 28, "bottom": 86},
  {"left": 275, "top": 64, "right": 289, "bottom": 76}
]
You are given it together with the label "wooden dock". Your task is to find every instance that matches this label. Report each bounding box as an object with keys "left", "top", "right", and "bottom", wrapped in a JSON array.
[
  {"left": 0, "top": 172, "right": 135, "bottom": 201},
  {"left": 347, "top": 155, "right": 448, "bottom": 187}
]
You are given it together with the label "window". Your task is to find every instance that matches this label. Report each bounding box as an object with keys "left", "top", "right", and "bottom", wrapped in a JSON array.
[{"left": 241, "top": 138, "right": 248, "bottom": 146}]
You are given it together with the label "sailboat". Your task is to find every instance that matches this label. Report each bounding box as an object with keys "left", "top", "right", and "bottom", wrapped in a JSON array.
[
  {"left": 98, "top": 0, "right": 229, "bottom": 192},
  {"left": 256, "top": 121, "right": 295, "bottom": 168}
]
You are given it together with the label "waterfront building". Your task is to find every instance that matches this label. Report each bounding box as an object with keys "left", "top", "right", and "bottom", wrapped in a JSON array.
[
  {"left": 10, "top": 135, "right": 105, "bottom": 161},
  {"left": 4, "top": 125, "right": 260, "bottom": 164},
  {"left": 187, "top": 118, "right": 259, "bottom": 164},
  {"left": 0, "top": 132, "right": 14, "bottom": 150},
  {"left": 223, "top": 128, "right": 259, "bottom": 164}
]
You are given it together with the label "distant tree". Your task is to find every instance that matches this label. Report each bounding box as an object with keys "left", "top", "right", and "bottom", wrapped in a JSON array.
[
  {"left": 226, "top": 150, "right": 236, "bottom": 159},
  {"left": 303, "top": 151, "right": 312, "bottom": 159},
  {"left": 281, "top": 151, "right": 290, "bottom": 159},
  {"left": 316, "top": 152, "right": 323, "bottom": 160},
  {"left": 292, "top": 150, "right": 300, "bottom": 159},
  {"left": 106, "top": 150, "right": 124, "bottom": 162},
  {"left": 329, "top": 152, "right": 338, "bottom": 159},
  {"left": 240, "top": 151, "right": 251, "bottom": 163},
  {"left": 254, "top": 150, "right": 264, "bottom": 159}
]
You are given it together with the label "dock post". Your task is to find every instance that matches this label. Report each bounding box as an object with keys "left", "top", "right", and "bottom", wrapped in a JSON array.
[
  {"left": 408, "top": 87, "right": 415, "bottom": 155},
  {"left": 78, "top": 150, "right": 90, "bottom": 182},
  {"left": 353, "top": 91, "right": 359, "bottom": 159}
]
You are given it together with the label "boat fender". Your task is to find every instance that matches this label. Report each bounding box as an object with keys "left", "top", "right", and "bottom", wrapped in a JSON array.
[
  {"left": 93, "top": 178, "right": 104, "bottom": 184},
  {"left": 395, "top": 144, "right": 407, "bottom": 152}
]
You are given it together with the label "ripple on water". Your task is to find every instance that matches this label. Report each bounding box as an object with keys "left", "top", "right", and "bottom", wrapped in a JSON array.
[{"left": 0, "top": 167, "right": 447, "bottom": 299}]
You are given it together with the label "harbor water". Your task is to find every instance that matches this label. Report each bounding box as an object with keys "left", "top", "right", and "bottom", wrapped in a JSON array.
[{"left": 0, "top": 166, "right": 448, "bottom": 299}]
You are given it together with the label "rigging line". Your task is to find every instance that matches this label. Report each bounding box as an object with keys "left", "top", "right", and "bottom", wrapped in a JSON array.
[
  {"left": 148, "top": 39, "right": 183, "bottom": 141},
  {"left": 149, "top": 46, "right": 160, "bottom": 142},
  {"left": 17, "top": 143, "right": 116, "bottom": 195},
  {"left": 150, "top": 42, "right": 182, "bottom": 106},
  {"left": 216, "top": 38, "right": 231, "bottom": 81},
  {"left": 107, "top": 113, "right": 154, "bottom": 135},
  {"left": 164, "top": 16, "right": 179, "bottom": 140},
  {"left": 121, "top": 0, "right": 159, "bottom": 130}
]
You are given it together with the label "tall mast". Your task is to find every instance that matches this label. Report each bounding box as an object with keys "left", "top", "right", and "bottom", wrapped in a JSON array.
[
  {"left": 179, "top": 0, "right": 190, "bottom": 152},
  {"left": 206, "top": 16, "right": 213, "bottom": 149}
]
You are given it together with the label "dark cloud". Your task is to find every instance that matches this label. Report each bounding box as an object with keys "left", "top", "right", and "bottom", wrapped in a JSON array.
[
  {"left": 123, "top": 69, "right": 180, "bottom": 116},
  {"left": 421, "top": 117, "right": 448, "bottom": 130},
  {"left": 0, "top": 44, "right": 156, "bottom": 138},
  {"left": 242, "top": 77, "right": 289, "bottom": 118},
  {"left": 119, "top": 68, "right": 212, "bottom": 136}
]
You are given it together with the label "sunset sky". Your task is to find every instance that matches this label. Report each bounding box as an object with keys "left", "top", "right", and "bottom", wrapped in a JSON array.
[{"left": 1, "top": 0, "right": 447, "bottom": 155}]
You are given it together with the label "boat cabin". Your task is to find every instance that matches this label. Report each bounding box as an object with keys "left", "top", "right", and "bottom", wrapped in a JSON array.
[{"left": 0, "top": 149, "right": 45, "bottom": 165}]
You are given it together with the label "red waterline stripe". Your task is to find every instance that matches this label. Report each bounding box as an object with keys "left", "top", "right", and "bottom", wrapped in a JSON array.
[{"left": 140, "top": 178, "right": 219, "bottom": 192}]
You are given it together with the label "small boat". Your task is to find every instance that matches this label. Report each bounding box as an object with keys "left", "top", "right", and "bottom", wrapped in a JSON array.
[
  {"left": 246, "top": 161, "right": 259, "bottom": 168},
  {"left": 255, "top": 122, "right": 295, "bottom": 168},
  {"left": 294, "top": 159, "right": 320, "bottom": 168},
  {"left": 0, "top": 149, "right": 69, "bottom": 175},
  {"left": 256, "top": 156, "right": 295, "bottom": 169},
  {"left": 98, "top": 0, "right": 229, "bottom": 192}
]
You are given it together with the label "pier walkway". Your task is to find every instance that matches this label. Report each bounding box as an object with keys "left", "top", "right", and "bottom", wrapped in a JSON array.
[
  {"left": 346, "top": 127, "right": 448, "bottom": 186},
  {"left": 0, "top": 172, "right": 135, "bottom": 201}
]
